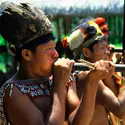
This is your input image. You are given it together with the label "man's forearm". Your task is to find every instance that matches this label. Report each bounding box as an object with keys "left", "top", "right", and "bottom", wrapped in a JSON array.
[
  {"left": 68, "top": 78, "right": 98, "bottom": 125},
  {"left": 103, "top": 77, "right": 119, "bottom": 96},
  {"left": 48, "top": 79, "right": 66, "bottom": 125}
]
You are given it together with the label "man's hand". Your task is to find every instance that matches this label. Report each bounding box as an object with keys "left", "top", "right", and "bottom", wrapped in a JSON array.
[
  {"left": 88, "top": 60, "right": 115, "bottom": 82},
  {"left": 53, "top": 58, "right": 75, "bottom": 84}
]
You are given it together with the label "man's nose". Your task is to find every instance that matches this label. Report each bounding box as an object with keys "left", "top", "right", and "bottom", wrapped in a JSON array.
[
  {"left": 106, "top": 48, "right": 110, "bottom": 54},
  {"left": 52, "top": 48, "right": 59, "bottom": 59}
]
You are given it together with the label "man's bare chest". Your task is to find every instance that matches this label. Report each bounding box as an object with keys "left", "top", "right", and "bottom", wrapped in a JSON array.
[
  {"left": 32, "top": 96, "right": 52, "bottom": 115},
  {"left": 90, "top": 104, "right": 109, "bottom": 125}
]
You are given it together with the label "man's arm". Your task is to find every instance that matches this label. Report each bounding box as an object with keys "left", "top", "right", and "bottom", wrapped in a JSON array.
[
  {"left": 97, "top": 81, "right": 125, "bottom": 120},
  {"left": 103, "top": 76, "right": 119, "bottom": 96},
  {"left": 68, "top": 75, "right": 99, "bottom": 125},
  {"left": 4, "top": 86, "right": 46, "bottom": 125},
  {"left": 68, "top": 60, "right": 114, "bottom": 125},
  {"left": 4, "top": 58, "right": 75, "bottom": 125},
  {"left": 47, "top": 80, "right": 66, "bottom": 125},
  {"left": 48, "top": 58, "right": 75, "bottom": 125}
]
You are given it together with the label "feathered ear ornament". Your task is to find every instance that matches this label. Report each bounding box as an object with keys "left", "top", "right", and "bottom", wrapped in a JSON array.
[
  {"left": 94, "top": 17, "right": 109, "bottom": 35},
  {"left": 62, "top": 37, "right": 69, "bottom": 49},
  {"left": 8, "top": 43, "right": 16, "bottom": 56},
  {"left": 88, "top": 20, "right": 103, "bottom": 35},
  {"left": 62, "top": 29, "right": 84, "bottom": 52},
  {"left": 67, "top": 29, "right": 84, "bottom": 51}
]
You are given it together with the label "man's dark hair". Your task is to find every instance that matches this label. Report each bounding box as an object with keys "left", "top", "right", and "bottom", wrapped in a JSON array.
[
  {"left": 13, "top": 33, "right": 55, "bottom": 61},
  {"left": 87, "top": 36, "right": 107, "bottom": 52}
]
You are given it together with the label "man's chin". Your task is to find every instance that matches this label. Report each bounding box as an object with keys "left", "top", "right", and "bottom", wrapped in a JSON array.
[
  {"left": 47, "top": 68, "right": 53, "bottom": 76},
  {"left": 49, "top": 71, "right": 53, "bottom": 76}
]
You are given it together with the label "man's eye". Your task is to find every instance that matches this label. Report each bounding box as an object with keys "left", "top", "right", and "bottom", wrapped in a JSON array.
[
  {"left": 48, "top": 46, "right": 56, "bottom": 50},
  {"left": 47, "top": 48, "right": 52, "bottom": 50},
  {"left": 101, "top": 47, "right": 105, "bottom": 49}
]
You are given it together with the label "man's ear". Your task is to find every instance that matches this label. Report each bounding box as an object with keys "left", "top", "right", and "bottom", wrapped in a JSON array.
[
  {"left": 82, "top": 47, "right": 92, "bottom": 58},
  {"left": 21, "top": 49, "right": 32, "bottom": 61}
]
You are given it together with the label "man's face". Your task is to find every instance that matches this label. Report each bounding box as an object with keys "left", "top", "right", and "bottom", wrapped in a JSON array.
[
  {"left": 30, "top": 40, "right": 59, "bottom": 77},
  {"left": 88, "top": 40, "right": 110, "bottom": 63}
]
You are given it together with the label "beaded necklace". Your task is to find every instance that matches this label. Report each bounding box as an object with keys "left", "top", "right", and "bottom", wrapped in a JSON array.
[{"left": 0, "top": 77, "right": 52, "bottom": 125}]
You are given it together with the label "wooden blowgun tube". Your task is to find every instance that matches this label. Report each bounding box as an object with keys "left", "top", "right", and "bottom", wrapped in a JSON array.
[{"left": 74, "top": 63, "right": 125, "bottom": 72}]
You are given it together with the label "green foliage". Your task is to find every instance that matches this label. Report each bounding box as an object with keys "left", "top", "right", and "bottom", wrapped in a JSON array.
[
  {"left": 106, "top": 15, "right": 123, "bottom": 48},
  {"left": 0, "top": 35, "right": 6, "bottom": 45},
  {"left": 0, "top": 15, "right": 124, "bottom": 73},
  {"left": 0, "top": 35, "right": 12, "bottom": 73},
  {"left": 52, "top": 15, "right": 123, "bottom": 48}
]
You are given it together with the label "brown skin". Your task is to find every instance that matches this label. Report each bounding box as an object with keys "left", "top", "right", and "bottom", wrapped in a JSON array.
[
  {"left": 82, "top": 40, "right": 118, "bottom": 96},
  {"left": 3, "top": 39, "right": 116, "bottom": 125},
  {"left": 67, "top": 60, "right": 115, "bottom": 125},
  {"left": 88, "top": 40, "right": 118, "bottom": 95},
  {"left": 71, "top": 40, "right": 122, "bottom": 125},
  {"left": 3, "top": 40, "right": 75, "bottom": 125}
]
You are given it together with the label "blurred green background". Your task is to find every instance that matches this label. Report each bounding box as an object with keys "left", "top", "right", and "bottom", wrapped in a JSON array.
[{"left": 0, "top": 15, "right": 124, "bottom": 73}]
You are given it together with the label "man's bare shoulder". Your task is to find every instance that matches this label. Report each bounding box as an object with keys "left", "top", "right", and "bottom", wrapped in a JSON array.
[
  {"left": 77, "top": 71, "right": 89, "bottom": 81},
  {"left": 3, "top": 85, "right": 45, "bottom": 125},
  {"left": 75, "top": 71, "right": 89, "bottom": 98}
]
